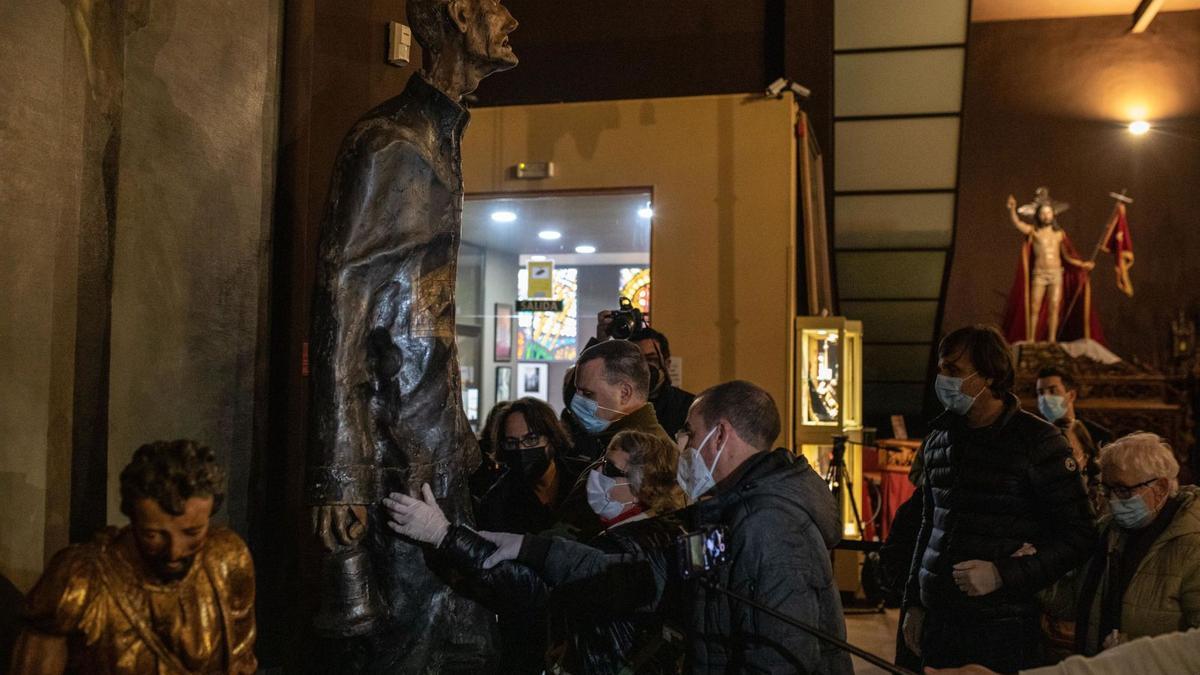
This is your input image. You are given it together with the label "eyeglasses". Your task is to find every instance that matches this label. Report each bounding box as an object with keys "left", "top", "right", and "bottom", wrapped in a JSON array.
[
  {"left": 499, "top": 432, "right": 545, "bottom": 451},
  {"left": 1100, "top": 478, "right": 1158, "bottom": 500},
  {"left": 597, "top": 456, "right": 628, "bottom": 479}
]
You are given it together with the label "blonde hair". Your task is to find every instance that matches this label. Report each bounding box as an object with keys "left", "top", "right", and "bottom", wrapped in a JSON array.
[
  {"left": 610, "top": 430, "right": 685, "bottom": 514},
  {"left": 1099, "top": 432, "right": 1179, "bottom": 494}
]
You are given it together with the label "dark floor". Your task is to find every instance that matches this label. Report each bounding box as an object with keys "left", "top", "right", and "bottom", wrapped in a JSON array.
[{"left": 846, "top": 608, "right": 900, "bottom": 674}]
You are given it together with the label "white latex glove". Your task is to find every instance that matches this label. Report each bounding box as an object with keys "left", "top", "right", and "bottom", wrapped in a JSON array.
[
  {"left": 479, "top": 530, "right": 524, "bottom": 569},
  {"left": 952, "top": 560, "right": 1003, "bottom": 596},
  {"left": 1102, "top": 629, "right": 1127, "bottom": 651},
  {"left": 902, "top": 606, "right": 924, "bottom": 656},
  {"left": 383, "top": 483, "right": 449, "bottom": 547}
]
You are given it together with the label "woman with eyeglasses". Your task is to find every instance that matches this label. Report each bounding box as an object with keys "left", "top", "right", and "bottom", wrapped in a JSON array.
[
  {"left": 475, "top": 397, "right": 577, "bottom": 536},
  {"left": 1068, "top": 432, "right": 1200, "bottom": 656},
  {"left": 384, "top": 429, "right": 688, "bottom": 674}
]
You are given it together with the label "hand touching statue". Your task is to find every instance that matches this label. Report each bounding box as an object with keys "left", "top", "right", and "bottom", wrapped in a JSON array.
[{"left": 383, "top": 484, "right": 450, "bottom": 547}]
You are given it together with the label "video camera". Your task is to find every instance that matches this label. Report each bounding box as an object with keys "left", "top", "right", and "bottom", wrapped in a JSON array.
[{"left": 605, "top": 296, "right": 646, "bottom": 340}]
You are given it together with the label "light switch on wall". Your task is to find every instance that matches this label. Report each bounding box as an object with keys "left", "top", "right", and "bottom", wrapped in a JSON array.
[{"left": 388, "top": 22, "right": 412, "bottom": 66}]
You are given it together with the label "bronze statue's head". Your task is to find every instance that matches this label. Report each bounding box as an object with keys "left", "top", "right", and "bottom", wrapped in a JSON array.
[
  {"left": 119, "top": 440, "right": 226, "bottom": 581},
  {"left": 409, "top": 0, "right": 518, "bottom": 80}
]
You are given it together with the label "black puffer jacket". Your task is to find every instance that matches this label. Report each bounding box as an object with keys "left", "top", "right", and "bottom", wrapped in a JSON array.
[
  {"left": 519, "top": 449, "right": 853, "bottom": 674},
  {"left": 440, "top": 516, "right": 685, "bottom": 674},
  {"left": 905, "top": 394, "right": 1097, "bottom": 619}
]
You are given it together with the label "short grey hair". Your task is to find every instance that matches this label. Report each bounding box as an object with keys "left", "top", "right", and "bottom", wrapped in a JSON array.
[
  {"left": 1099, "top": 432, "right": 1179, "bottom": 494},
  {"left": 577, "top": 339, "right": 650, "bottom": 399}
]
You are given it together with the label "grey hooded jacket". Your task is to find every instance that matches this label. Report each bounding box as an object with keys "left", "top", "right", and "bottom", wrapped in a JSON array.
[{"left": 516, "top": 448, "right": 853, "bottom": 674}]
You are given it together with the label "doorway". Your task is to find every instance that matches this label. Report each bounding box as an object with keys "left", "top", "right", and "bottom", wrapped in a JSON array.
[{"left": 457, "top": 189, "right": 653, "bottom": 425}]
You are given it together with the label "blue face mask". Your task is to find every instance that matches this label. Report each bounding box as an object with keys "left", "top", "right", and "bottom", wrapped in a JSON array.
[
  {"left": 570, "top": 394, "right": 623, "bottom": 435},
  {"left": 1038, "top": 394, "right": 1069, "bottom": 422},
  {"left": 935, "top": 372, "right": 982, "bottom": 416},
  {"left": 1109, "top": 494, "right": 1155, "bottom": 530}
]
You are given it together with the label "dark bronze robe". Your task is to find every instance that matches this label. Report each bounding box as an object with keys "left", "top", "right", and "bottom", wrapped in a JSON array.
[{"left": 306, "top": 72, "right": 493, "bottom": 670}]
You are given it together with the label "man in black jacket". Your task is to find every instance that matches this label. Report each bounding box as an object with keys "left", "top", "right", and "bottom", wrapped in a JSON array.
[
  {"left": 903, "top": 325, "right": 1096, "bottom": 672},
  {"left": 473, "top": 380, "right": 853, "bottom": 674}
]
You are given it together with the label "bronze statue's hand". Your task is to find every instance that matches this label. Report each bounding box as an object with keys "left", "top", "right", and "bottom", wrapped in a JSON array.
[
  {"left": 1006, "top": 194, "right": 1017, "bottom": 210},
  {"left": 312, "top": 505, "right": 369, "bottom": 551}
]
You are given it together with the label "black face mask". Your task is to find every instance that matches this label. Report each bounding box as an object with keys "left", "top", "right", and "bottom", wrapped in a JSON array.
[
  {"left": 647, "top": 363, "right": 666, "bottom": 397},
  {"left": 501, "top": 446, "right": 551, "bottom": 483}
]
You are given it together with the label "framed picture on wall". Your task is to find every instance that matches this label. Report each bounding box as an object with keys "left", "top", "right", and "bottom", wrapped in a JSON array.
[
  {"left": 517, "top": 362, "right": 548, "bottom": 401},
  {"left": 494, "top": 303, "right": 513, "bottom": 361},
  {"left": 495, "top": 366, "right": 512, "bottom": 402}
]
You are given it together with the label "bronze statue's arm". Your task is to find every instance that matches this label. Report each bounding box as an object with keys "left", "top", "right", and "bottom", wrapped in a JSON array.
[
  {"left": 1007, "top": 194, "right": 1034, "bottom": 236},
  {"left": 9, "top": 630, "right": 68, "bottom": 675},
  {"left": 308, "top": 132, "right": 429, "bottom": 548}
]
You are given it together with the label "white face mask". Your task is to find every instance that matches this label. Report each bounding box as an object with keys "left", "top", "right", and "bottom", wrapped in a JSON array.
[
  {"left": 676, "top": 426, "right": 725, "bottom": 502},
  {"left": 586, "top": 468, "right": 634, "bottom": 520}
]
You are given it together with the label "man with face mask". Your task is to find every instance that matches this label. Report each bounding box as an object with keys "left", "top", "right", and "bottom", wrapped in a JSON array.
[
  {"left": 563, "top": 339, "right": 672, "bottom": 468},
  {"left": 1036, "top": 366, "right": 1114, "bottom": 447},
  {"left": 589, "top": 313, "right": 696, "bottom": 439},
  {"left": 902, "top": 325, "right": 1096, "bottom": 672},
  {"left": 464, "top": 380, "right": 853, "bottom": 674}
]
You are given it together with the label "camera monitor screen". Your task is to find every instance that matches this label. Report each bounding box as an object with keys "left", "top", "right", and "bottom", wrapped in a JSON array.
[{"left": 678, "top": 526, "right": 728, "bottom": 579}]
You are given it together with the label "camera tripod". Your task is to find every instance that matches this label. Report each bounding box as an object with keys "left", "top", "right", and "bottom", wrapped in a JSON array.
[
  {"left": 827, "top": 435, "right": 886, "bottom": 611},
  {"left": 826, "top": 435, "right": 868, "bottom": 541}
]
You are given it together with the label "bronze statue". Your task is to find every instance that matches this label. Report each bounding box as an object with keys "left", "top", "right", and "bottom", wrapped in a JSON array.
[
  {"left": 10, "top": 440, "right": 256, "bottom": 674},
  {"left": 305, "top": 0, "right": 518, "bottom": 669}
]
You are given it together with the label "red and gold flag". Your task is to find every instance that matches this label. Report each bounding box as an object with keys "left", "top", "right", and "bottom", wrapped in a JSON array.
[{"left": 1100, "top": 202, "right": 1135, "bottom": 297}]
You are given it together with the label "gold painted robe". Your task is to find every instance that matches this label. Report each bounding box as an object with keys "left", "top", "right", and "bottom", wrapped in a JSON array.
[{"left": 23, "top": 526, "right": 256, "bottom": 674}]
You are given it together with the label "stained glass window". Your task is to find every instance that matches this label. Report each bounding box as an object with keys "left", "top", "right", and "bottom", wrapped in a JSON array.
[
  {"left": 517, "top": 267, "right": 578, "bottom": 361},
  {"left": 619, "top": 267, "right": 651, "bottom": 324}
]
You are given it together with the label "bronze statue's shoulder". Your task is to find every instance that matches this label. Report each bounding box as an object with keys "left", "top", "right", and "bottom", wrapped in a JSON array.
[{"left": 342, "top": 90, "right": 435, "bottom": 162}]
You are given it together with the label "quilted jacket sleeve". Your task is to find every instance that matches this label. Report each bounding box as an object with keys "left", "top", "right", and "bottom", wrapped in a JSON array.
[{"left": 995, "top": 424, "right": 1097, "bottom": 593}]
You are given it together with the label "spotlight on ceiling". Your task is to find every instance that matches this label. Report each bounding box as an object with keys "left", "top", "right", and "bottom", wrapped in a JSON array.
[
  {"left": 1128, "top": 120, "right": 1151, "bottom": 136},
  {"left": 491, "top": 210, "right": 517, "bottom": 223},
  {"left": 538, "top": 230, "right": 562, "bottom": 240},
  {"left": 637, "top": 203, "right": 654, "bottom": 219},
  {"left": 574, "top": 245, "right": 596, "bottom": 254}
]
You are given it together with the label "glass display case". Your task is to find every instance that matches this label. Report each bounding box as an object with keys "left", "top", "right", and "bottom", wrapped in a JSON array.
[{"left": 794, "top": 317, "right": 864, "bottom": 539}]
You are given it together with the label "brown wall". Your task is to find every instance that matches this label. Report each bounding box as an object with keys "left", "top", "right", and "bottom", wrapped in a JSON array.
[
  {"left": 943, "top": 11, "right": 1200, "bottom": 366},
  {"left": 0, "top": 0, "right": 281, "bottom": 595}
]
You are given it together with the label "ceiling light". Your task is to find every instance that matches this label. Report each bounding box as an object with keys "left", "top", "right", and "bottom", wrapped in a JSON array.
[
  {"left": 1128, "top": 120, "right": 1151, "bottom": 135},
  {"left": 538, "top": 230, "right": 561, "bottom": 240},
  {"left": 491, "top": 210, "right": 517, "bottom": 223},
  {"left": 637, "top": 203, "right": 654, "bottom": 219},
  {"left": 574, "top": 245, "right": 596, "bottom": 254},
  {"left": 529, "top": 255, "right": 547, "bottom": 262}
]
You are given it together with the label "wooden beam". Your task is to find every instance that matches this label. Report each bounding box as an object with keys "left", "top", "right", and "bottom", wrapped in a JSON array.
[{"left": 1131, "top": 0, "right": 1166, "bottom": 34}]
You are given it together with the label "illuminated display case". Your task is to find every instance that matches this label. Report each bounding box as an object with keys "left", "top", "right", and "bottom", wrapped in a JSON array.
[{"left": 794, "top": 317, "right": 864, "bottom": 539}]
